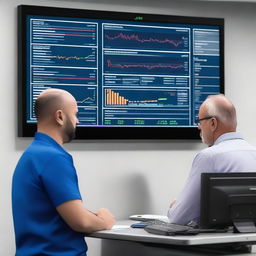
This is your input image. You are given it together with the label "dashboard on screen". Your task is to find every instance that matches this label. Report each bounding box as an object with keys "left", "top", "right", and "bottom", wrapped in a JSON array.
[{"left": 18, "top": 5, "right": 224, "bottom": 139}]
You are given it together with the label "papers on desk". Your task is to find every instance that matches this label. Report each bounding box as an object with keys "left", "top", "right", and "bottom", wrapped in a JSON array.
[
  {"left": 112, "top": 225, "right": 130, "bottom": 230},
  {"left": 129, "top": 214, "right": 169, "bottom": 222}
]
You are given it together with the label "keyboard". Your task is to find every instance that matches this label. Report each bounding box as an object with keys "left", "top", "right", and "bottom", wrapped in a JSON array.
[
  {"left": 144, "top": 220, "right": 171, "bottom": 225},
  {"left": 144, "top": 221, "right": 228, "bottom": 236},
  {"left": 144, "top": 222, "right": 197, "bottom": 236},
  {"left": 131, "top": 220, "right": 169, "bottom": 228}
]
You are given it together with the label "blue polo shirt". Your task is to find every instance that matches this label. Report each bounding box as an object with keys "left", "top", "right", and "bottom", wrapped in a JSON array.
[{"left": 12, "top": 132, "right": 87, "bottom": 256}]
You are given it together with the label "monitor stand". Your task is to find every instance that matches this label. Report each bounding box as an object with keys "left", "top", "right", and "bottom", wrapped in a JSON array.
[{"left": 233, "top": 220, "right": 256, "bottom": 233}]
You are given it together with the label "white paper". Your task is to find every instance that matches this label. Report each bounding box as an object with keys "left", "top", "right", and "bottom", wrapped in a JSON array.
[{"left": 111, "top": 225, "right": 130, "bottom": 229}]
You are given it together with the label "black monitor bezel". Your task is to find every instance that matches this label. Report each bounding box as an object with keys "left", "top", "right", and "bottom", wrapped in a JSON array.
[
  {"left": 200, "top": 172, "right": 256, "bottom": 229},
  {"left": 18, "top": 5, "right": 224, "bottom": 139}
]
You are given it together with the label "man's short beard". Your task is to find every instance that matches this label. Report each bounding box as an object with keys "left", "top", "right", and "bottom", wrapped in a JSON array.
[{"left": 63, "top": 118, "right": 76, "bottom": 143}]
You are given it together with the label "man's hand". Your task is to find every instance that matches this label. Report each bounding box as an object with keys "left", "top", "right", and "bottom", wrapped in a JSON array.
[
  {"left": 57, "top": 200, "right": 115, "bottom": 233},
  {"left": 96, "top": 208, "right": 116, "bottom": 229},
  {"left": 170, "top": 199, "right": 176, "bottom": 208}
]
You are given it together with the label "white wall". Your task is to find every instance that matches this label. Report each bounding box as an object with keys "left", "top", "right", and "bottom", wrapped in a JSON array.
[{"left": 1, "top": 0, "right": 256, "bottom": 255}]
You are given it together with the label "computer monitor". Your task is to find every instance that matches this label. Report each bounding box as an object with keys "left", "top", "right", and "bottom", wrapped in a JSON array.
[
  {"left": 18, "top": 5, "right": 224, "bottom": 139},
  {"left": 201, "top": 172, "right": 256, "bottom": 233}
]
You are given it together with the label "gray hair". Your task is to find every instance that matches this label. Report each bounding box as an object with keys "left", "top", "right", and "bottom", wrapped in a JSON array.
[{"left": 204, "top": 94, "right": 237, "bottom": 128}]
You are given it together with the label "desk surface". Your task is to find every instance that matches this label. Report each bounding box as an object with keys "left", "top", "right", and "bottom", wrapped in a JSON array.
[{"left": 88, "top": 220, "right": 256, "bottom": 246}]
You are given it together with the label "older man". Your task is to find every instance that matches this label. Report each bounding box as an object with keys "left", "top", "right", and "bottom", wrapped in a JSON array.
[
  {"left": 168, "top": 94, "right": 256, "bottom": 225},
  {"left": 12, "top": 89, "right": 115, "bottom": 256}
]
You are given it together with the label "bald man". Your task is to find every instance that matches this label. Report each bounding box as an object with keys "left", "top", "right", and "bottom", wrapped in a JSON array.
[
  {"left": 167, "top": 94, "right": 256, "bottom": 225},
  {"left": 12, "top": 89, "right": 115, "bottom": 256}
]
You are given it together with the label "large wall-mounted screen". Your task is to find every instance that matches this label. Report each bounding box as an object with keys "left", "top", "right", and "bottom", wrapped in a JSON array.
[{"left": 18, "top": 5, "right": 224, "bottom": 139}]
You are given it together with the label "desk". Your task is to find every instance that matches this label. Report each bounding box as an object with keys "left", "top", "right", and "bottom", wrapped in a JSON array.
[{"left": 88, "top": 220, "right": 256, "bottom": 256}]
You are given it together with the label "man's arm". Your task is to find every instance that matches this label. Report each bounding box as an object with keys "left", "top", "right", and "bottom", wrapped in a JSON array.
[
  {"left": 167, "top": 151, "right": 213, "bottom": 225},
  {"left": 56, "top": 199, "right": 115, "bottom": 233}
]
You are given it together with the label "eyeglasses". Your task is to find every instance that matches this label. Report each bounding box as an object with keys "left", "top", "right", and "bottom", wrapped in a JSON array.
[{"left": 197, "top": 116, "right": 214, "bottom": 126}]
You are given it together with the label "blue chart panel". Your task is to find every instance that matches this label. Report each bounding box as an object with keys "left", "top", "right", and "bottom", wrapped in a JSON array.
[
  {"left": 31, "top": 84, "right": 97, "bottom": 125},
  {"left": 78, "top": 107, "right": 97, "bottom": 125},
  {"left": 104, "top": 75, "right": 189, "bottom": 87},
  {"left": 60, "top": 85, "right": 97, "bottom": 125},
  {"left": 104, "top": 51, "right": 189, "bottom": 76},
  {"left": 60, "top": 85, "right": 97, "bottom": 107},
  {"left": 31, "top": 19, "right": 97, "bottom": 46},
  {"left": 32, "top": 45, "right": 97, "bottom": 68},
  {"left": 194, "top": 56, "right": 219, "bottom": 77},
  {"left": 32, "top": 67, "right": 97, "bottom": 85},
  {"left": 32, "top": 85, "right": 97, "bottom": 107},
  {"left": 105, "top": 88, "right": 189, "bottom": 107},
  {"left": 103, "top": 24, "right": 189, "bottom": 51},
  {"left": 103, "top": 108, "right": 189, "bottom": 126},
  {"left": 193, "top": 29, "right": 219, "bottom": 55},
  {"left": 195, "top": 77, "right": 220, "bottom": 88},
  {"left": 194, "top": 80, "right": 220, "bottom": 110}
]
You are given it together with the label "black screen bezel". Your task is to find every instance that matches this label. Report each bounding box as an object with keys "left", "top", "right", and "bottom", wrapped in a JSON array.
[
  {"left": 18, "top": 5, "right": 224, "bottom": 139},
  {"left": 200, "top": 173, "right": 256, "bottom": 229}
]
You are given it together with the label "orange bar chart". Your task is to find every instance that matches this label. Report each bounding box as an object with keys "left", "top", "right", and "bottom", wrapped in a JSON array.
[
  {"left": 106, "top": 89, "right": 159, "bottom": 106},
  {"left": 106, "top": 89, "right": 128, "bottom": 105}
]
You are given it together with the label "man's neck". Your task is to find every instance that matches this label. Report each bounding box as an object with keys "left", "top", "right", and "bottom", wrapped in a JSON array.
[
  {"left": 37, "top": 127, "right": 63, "bottom": 145},
  {"left": 213, "top": 129, "right": 236, "bottom": 144}
]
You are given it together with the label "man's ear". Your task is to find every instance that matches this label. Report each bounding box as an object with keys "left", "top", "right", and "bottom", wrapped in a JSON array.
[
  {"left": 55, "top": 110, "right": 64, "bottom": 126},
  {"left": 210, "top": 117, "right": 218, "bottom": 132}
]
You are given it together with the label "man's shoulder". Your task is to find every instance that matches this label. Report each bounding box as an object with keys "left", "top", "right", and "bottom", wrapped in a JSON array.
[
  {"left": 196, "top": 146, "right": 216, "bottom": 157},
  {"left": 193, "top": 144, "right": 225, "bottom": 164},
  {"left": 192, "top": 147, "right": 213, "bottom": 165},
  {"left": 196, "top": 138, "right": 256, "bottom": 160},
  {"left": 191, "top": 145, "right": 229, "bottom": 173},
  {"left": 18, "top": 141, "right": 73, "bottom": 175},
  {"left": 26, "top": 139, "right": 69, "bottom": 160}
]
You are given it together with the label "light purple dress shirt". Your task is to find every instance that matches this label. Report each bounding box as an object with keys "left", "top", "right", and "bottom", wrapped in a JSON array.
[{"left": 167, "top": 132, "right": 256, "bottom": 225}]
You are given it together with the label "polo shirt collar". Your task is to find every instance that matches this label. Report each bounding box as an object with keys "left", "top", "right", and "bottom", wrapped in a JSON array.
[
  {"left": 214, "top": 132, "right": 244, "bottom": 146},
  {"left": 34, "top": 132, "right": 68, "bottom": 155}
]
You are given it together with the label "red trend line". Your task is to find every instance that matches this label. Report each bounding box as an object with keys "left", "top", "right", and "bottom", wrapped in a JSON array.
[
  {"left": 48, "top": 27, "right": 95, "bottom": 32},
  {"left": 107, "top": 60, "right": 184, "bottom": 70},
  {"left": 105, "top": 33, "right": 183, "bottom": 47},
  {"left": 34, "top": 76, "right": 95, "bottom": 80},
  {"left": 49, "top": 33, "right": 94, "bottom": 37}
]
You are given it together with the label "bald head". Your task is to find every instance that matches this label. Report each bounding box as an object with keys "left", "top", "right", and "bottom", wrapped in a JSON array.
[
  {"left": 35, "top": 89, "right": 75, "bottom": 122},
  {"left": 34, "top": 89, "right": 78, "bottom": 144},
  {"left": 202, "top": 94, "right": 237, "bottom": 130}
]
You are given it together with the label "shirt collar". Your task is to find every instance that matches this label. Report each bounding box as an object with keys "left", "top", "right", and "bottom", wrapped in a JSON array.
[
  {"left": 214, "top": 132, "right": 244, "bottom": 146},
  {"left": 34, "top": 132, "right": 69, "bottom": 155}
]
